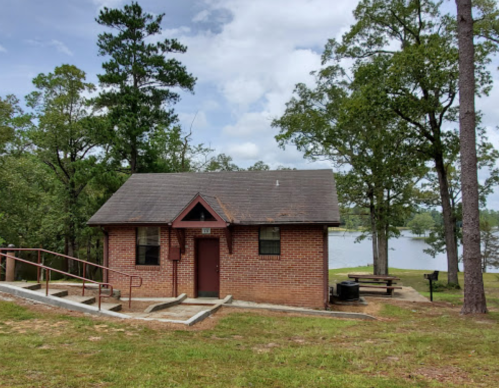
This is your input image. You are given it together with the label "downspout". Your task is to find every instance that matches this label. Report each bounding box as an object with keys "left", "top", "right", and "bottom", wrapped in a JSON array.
[
  {"left": 323, "top": 225, "right": 329, "bottom": 309},
  {"left": 101, "top": 227, "right": 109, "bottom": 284},
  {"left": 169, "top": 226, "right": 178, "bottom": 298}
]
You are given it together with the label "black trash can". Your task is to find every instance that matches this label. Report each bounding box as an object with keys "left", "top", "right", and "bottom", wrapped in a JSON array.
[{"left": 336, "top": 281, "right": 360, "bottom": 301}]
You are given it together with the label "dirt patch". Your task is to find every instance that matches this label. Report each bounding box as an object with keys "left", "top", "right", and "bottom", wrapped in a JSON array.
[
  {"left": 252, "top": 342, "right": 280, "bottom": 354},
  {"left": 0, "top": 318, "right": 70, "bottom": 336},
  {"left": 329, "top": 299, "right": 382, "bottom": 316},
  {"left": 408, "top": 366, "right": 473, "bottom": 385}
]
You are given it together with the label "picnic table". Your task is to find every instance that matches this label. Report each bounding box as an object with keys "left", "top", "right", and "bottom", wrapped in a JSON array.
[{"left": 347, "top": 274, "right": 402, "bottom": 296}]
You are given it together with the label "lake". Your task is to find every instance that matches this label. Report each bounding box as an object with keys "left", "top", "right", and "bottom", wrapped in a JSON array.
[{"left": 328, "top": 230, "right": 499, "bottom": 273}]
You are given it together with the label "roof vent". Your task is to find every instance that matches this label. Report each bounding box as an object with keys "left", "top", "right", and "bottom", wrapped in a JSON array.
[{"left": 276, "top": 180, "right": 279, "bottom": 187}]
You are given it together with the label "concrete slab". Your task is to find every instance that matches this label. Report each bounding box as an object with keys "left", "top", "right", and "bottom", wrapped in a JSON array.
[
  {"left": 144, "top": 293, "right": 187, "bottom": 313},
  {"left": 128, "top": 304, "right": 210, "bottom": 320},
  {"left": 183, "top": 297, "right": 225, "bottom": 305},
  {"left": 362, "top": 286, "right": 429, "bottom": 302},
  {"left": 227, "top": 300, "right": 376, "bottom": 320},
  {"left": 331, "top": 296, "right": 368, "bottom": 306}
]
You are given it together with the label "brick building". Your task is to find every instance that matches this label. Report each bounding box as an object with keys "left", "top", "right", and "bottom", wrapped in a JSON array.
[{"left": 88, "top": 170, "right": 340, "bottom": 309}]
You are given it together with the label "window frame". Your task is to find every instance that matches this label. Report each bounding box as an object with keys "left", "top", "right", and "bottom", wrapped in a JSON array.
[
  {"left": 135, "top": 227, "right": 161, "bottom": 266},
  {"left": 258, "top": 226, "right": 281, "bottom": 256}
]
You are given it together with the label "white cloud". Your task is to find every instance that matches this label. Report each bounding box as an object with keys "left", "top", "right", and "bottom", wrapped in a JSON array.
[
  {"left": 222, "top": 78, "right": 265, "bottom": 108},
  {"left": 223, "top": 112, "right": 272, "bottom": 137},
  {"left": 226, "top": 142, "right": 260, "bottom": 160},
  {"left": 25, "top": 39, "right": 73, "bottom": 56},
  {"left": 91, "top": 0, "right": 124, "bottom": 9},
  {"left": 161, "top": 26, "right": 192, "bottom": 38},
  {"left": 50, "top": 39, "right": 73, "bottom": 56},
  {"left": 192, "top": 10, "right": 210, "bottom": 23},
  {"left": 178, "top": 111, "right": 209, "bottom": 130},
  {"left": 0, "top": 44, "right": 6, "bottom": 53},
  {"left": 171, "top": 0, "right": 356, "bottom": 168}
]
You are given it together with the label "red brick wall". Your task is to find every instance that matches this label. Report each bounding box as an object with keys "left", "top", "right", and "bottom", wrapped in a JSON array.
[{"left": 106, "top": 225, "right": 327, "bottom": 309}]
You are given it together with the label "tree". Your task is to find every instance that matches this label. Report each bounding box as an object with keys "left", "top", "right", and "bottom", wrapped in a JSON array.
[
  {"left": 419, "top": 124, "right": 499, "bottom": 258},
  {"left": 247, "top": 161, "right": 270, "bottom": 171},
  {"left": 408, "top": 213, "right": 435, "bottom": 236},
  {"left": 327, "top": 0, "right": 499, "bottom": 286},
  {"left": 480, "top": 217, "right": 499, "bottom": 272},
  {"left": 455, "top": 0, "right": 487, "bottom": 313},
  {"left": 95, "top": 1, "right": 196, "bottom": 174},
  {"left": 0, "top": 97, "right": 15, "bottom": 153},
  {"left": 26, "top": 65, "right": 103, "bottom": 267},
  {"left": 273, "top": 60, "right": 425, "bottom": 275},
  {"left": 0, "top": 96, "right": 63, "bottom": 255},
  {"left": 205, "top": 153, "right": 241, "bottom": 172}
]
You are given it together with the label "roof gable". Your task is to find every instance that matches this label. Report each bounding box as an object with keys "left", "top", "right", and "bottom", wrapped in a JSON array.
[{"left": 172, "top": 193, "right": 227, "bottom": 228}]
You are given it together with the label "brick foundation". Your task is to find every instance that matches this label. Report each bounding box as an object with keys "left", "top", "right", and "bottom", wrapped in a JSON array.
[{"left": 107, "top": 225, "right": 328, "bottom": 309}]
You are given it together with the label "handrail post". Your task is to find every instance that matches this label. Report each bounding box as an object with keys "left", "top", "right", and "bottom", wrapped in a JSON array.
[
  {"left": 37, "top": 250, "right": 41, "bottom": 284},
  {"left": 129, "top": 278, "right": 132, "bottom": 309},
  {"left": 98, "top": 284, "right": 102, "bottom": 311},
  {"left": 45, "top": 268, "right": 49, "bottom": 296},
  {"left": 82, "top": 262, "right": 86, "bottom": 296}
]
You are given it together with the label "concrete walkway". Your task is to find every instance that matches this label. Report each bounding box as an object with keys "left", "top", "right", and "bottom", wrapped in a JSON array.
[
  {"left": 1, "top": 281, "right": 377, "bottom": 324},
  {"left": 226, "top": 300, "right": 376, "bottom": 320}
]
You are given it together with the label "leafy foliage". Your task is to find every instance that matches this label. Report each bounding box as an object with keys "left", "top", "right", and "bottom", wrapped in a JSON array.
[
  {"left": 480, "top": 218, "right": 499, "bottom": 272},
  {"left": 273, "top": 54, "right": 426, "bottom": 274},
  {"left": 407, "top": 213, "right": 435, "bottom": 236},
  {"left": 95, "top": 1, "right": 196, "bottom": 173}
]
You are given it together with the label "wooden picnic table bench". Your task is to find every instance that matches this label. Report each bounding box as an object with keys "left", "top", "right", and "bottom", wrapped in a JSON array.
[{"left": 347, "top": 274, "right": 402, "bottom": 296}]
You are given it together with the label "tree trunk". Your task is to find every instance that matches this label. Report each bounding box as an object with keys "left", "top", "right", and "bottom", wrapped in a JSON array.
[
  {"left": 455, "top": 0, "right": 487, "bottom": 314},
  {"left": 63, "top": 236, "right": 69, "bottom": 273},
  {"left": 377, "top": 227, "right": 389, "bottom": 275},
  {"left": 434, "top": 153, "right": 460, "bottom": 285},
  {"left": 68, "top": 237, "right": 77, "bottom": 275},
  {"left": 370, "top": 199, "right": 380, "bottom": 274}
]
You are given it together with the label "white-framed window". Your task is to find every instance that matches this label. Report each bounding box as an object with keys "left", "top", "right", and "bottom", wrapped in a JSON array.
[
  {"left": 136, "top": 227, "right": 160, "bottom": 265},
  {"left": 259, "top": 226, "right": 280, "bottom": 255}
]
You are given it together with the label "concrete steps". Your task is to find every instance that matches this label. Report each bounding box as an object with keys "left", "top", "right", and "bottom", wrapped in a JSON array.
[
  {"left": 19, "top": 283, "right": 41, "bottom": 291},
  {"left": 0, "top": 282, "right": 122, "bottom": 314},
  {"left": 99, "top": 302, "right": 122, "bottom": 312},
  {"left": 34, "top": 288, "right": 68, "bottom": 298},
  {"left": 62, "top": 295, "right": 96, "bottom": 305}
]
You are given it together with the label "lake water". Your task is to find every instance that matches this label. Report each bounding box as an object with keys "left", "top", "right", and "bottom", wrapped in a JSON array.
[{"left": 328, "top": 230, "right": 499, "bottom": 273}]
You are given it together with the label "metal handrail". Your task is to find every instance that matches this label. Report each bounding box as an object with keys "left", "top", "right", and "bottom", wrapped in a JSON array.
[
  {"left": 0, "top": 252, "right": 113, "bottom": 310},
  {"left": 0, "top": 248, "right": 142, "bottom": 308}
]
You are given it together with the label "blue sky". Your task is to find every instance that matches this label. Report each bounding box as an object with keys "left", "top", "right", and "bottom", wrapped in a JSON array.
[{"left": 1, "top": 0, "right": 499, "bottom": 208}]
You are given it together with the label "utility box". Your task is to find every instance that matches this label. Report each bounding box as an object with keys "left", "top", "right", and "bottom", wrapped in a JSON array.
[{"left": 336, "top": 281, "right": 360, "bottom": 301}]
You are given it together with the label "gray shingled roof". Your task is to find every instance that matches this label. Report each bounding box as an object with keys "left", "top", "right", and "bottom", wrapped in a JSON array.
[{"left": 87, "top": 169, "right": 340, "bottom": 226}]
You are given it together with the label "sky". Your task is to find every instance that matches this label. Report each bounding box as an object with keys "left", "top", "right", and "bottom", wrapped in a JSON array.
[{"left": 1, "top": 0, "right": 499, "bottom": 208}]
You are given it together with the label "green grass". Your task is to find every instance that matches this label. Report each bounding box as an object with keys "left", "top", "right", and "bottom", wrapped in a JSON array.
[
  {"left": 329, "top": 267, "right": 499, "bottom": 309},
  {"left": 0, "top": 294, "right": 499, "bottom": 387}
]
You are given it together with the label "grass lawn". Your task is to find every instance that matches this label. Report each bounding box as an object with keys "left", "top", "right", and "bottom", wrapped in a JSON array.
[{"left": 0, "top": 269, "right": 498, "bottom": 387}]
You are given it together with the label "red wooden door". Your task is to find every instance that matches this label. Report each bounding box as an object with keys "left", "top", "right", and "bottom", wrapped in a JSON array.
[{"left": 196, "top": 239, "right": 220, "bottom": 297}]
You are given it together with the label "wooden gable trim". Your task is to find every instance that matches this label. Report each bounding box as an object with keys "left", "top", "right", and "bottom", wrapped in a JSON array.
[
  {"left": 172, "top": 194, "right": 227, "bottom": 229},
  {"left": 174, "top": 228, "right": 186, "bottom": 254}
]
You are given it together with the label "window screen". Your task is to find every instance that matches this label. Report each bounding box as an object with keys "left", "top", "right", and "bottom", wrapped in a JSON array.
[
  {"left": 259, "top": 227, "right": 280, "bottom": 255},
  {"left": 136, "top": 227, "right": 160, "bottom": 265}
]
